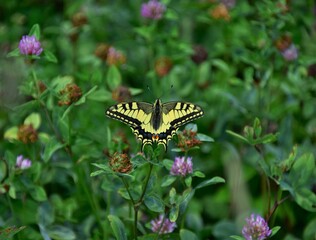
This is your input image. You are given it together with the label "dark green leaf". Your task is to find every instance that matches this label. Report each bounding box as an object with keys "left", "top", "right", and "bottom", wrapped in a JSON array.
[
  {"left": 161, "top": 175, "right": 177, "bottom": 187},
  {"left": 144, "top": 194, "right": 165, "bottom": 212},
  {"left": 108, "top": 215, "right": 127, "bottom": 240},
  {"left": 42, "top": 137, "right": 65, "bottom": 163},
  {"left": 46, "top": 225, "right": 76, "bottom": 240},
  {"left": 180, "top": 229, "right": 198, "bottom": 240}
]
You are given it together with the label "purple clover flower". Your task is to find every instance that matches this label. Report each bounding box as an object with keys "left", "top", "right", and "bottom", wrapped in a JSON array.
[
  {"left": 170, "top": 156, "right": 193, "bottom": 177},
  {"left": 16, "top": 155, "right": 32, "bottom": 170},
  {"left": 151, "top": 214, "right": 177, "bottom": 234},
  {"left": 242, "top": 214, "right": 272, "bottom": 240},
  {"left": 19, "top": 35, "right": 43, "bottom": 56},
  {"left": 141, "top": 0, "right": 166, "bottom": 20},
  {"left": 281, "top": 44, "right": 298, "bottom": 61}
]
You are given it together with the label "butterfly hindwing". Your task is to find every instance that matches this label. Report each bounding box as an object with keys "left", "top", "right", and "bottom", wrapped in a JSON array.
[{"left": 106, "top": 99, "right": 204, "bottom": 151}]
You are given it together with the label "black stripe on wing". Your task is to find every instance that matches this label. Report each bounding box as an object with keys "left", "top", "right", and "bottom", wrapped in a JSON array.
[{"left": 106, "top": 107, "right": 141, "bottom": 128}]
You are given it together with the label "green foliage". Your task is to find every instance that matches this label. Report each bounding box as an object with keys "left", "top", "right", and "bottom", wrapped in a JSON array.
[{"left": 1, "top": 1, "right": 316, "bottom": 239}]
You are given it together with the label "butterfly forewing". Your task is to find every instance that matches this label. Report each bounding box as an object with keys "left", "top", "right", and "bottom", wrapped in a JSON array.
[{"left": 105, "top": 99, "right": 204, "bottom": 151}]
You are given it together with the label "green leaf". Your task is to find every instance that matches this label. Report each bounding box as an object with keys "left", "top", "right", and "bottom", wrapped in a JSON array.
[
  {"left": 42, "top": 138, "right": 65, "bottom": 163},
  {"left": 43, "top": 50, "right": 58, "bottom": 63},
  {"left": 87, "top": 87, "right": 112, "bottom": 102},
  {"left": 226, "top": 130, "right": 249, "bottom": 143},
  {"left": 74, "top": 85, "right": 98, "bottom": 106},
  {"left": 169, "top": 188, "right": 177, "bottom": 204},
  {"left": 46, "top": 225, "right": 76, "bottom": 240},
  {"left": 144, "top": 194, "right": 165, "bottom": 212},
  {"left": 179, "top": 189, "right": 195, "bottom": 214},
  {"left": 253, "top": 117, "right": 262, "bottom": 138},
  {"left": 90, "top": 170, "right": 106, "bottom": 177},
  {"left": 195, "top": 177, "right": 225, "bottom": 190},
  {"left": 91, "top": 163, "right": 112, "bottom": 172},
  {"left": 169, "top": 206, "right": 179, "bottom": 222},
  {"left": 254, "top": 133, "right": 279, "bottom": 144},
  {"left": 6, "top": 48, "right": 20, "bottom": 57},
  {"left": 106, "top": 65, "right": 121, "bottom": 91},
  {"left": 29, "top": 24, "right": 41, "bottom": 39},
  {"left": 196, "top": 133, "right": 214, "bottom": 142},
  {"left": 184, "top": 176, "right": 192, "bottom": 187},
  {"left": 303, "top": 218, "right": 316, "bottom": 240},
  {"left": 270, "top": 226, "right": 281, "bottom": 237},
  {"left": 180, "top": 229, "right": 199, "bottom": 240},
  {"left": 24, "top": 112, "right": 41, "bottom": 129},
  {"left": 30, "top": 186, "right": 47, "bottom": 201},
  {"left": 161, "top": 175, "right": 177, "bottom": 187},
  {"left": 293, "top": 188, "right": 316, "bottom": 212},
  {"left": 162, "top": 159, "right": 174, "bottom": 170},
  {"left": 229, "top": 235, "right": 245, "bottom": 240},
  {"left": 3, "top": 126, "right": 18, "bottom": 141},
  {"left": 192, "top": 171, "right": 205, "bottom": 178},
  {"left": 108, "top": 215, "right": 127, "bottom": 240}
]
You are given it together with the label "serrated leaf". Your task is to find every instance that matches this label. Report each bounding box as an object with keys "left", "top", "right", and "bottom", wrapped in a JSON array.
[
  {"left": 195, "top": 177, "right": 225, "bottom": 190},
  {"left": 24, "top": 112, "right": 41, "bottom": 129},
  {"left": 108, "top": 215, "right": 127, "bottom": 240}
]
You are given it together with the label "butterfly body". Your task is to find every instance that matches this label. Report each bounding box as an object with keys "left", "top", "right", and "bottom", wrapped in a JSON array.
[{"left": 106, "top": 99, "right": 203, "bottom": 151}]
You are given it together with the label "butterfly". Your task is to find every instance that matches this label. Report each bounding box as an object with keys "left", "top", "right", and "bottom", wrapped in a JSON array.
[{"left": 106, "top": 99, "right": 204, "bottom": 151}]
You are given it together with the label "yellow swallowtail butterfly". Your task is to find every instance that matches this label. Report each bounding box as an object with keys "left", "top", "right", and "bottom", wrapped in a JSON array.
[{"left": 106, "top": 99, "right": 204, "bottom": 151}]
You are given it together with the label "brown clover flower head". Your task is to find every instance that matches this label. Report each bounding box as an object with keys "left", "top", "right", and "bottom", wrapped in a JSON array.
[
  {"left": 209, "top": 3, "right": 230, "bottom": 21},
  {"left": 112, "top": 86, "right": 132, "bottom": 102},
  {"left": 177, "top": 129, "right": 201, "bottom": 151},
  {"left": 191, "top": 45, "right": 208, "bottom": 65},
  {"left": 71, "top": 12, "right": 88, "bottom": 27},
  {"left": 154, "top": 57, "right": 173, "bottom": 77},
  {"left": 274, "top": 35, "right": 292, "bottom": 51},
  {"left": 95, "top": 43, "right": 111, "bottom": 62},
  {"left": 109, "top": 152, "right": 132, "bottom": 173},
  {"left": 58, "top": 83, "right": 82, "bottom": 106},
  {"left": 106, "top": 47, "right": 126, "bottom": 66},
  {"left": 17, "top": 124, "right": 38, "bottom": 143}
]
